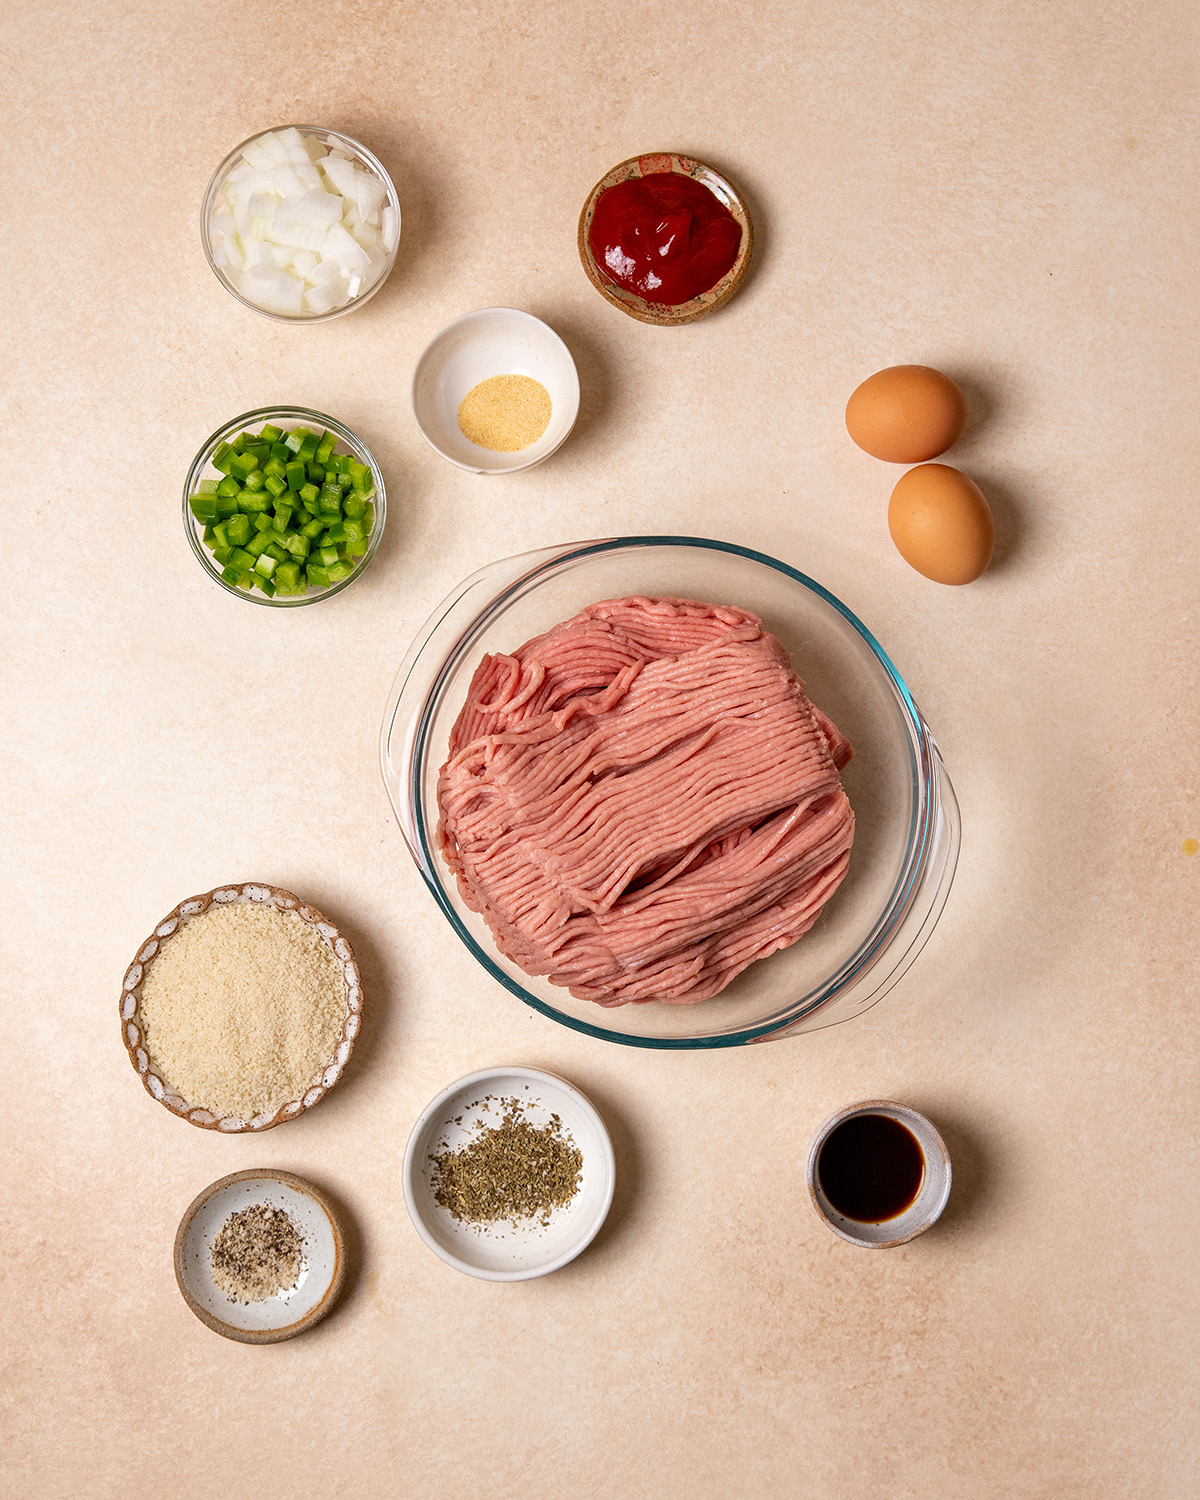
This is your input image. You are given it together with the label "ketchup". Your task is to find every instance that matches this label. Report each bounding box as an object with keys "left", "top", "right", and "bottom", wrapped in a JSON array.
[{"left": 588, "top": 171, "right": 743, "bottom": 305}]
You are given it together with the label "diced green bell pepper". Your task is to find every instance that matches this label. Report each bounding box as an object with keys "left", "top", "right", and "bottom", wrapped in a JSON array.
[{"left": 224, "top": 513, "right": 251, "bottom": 547}]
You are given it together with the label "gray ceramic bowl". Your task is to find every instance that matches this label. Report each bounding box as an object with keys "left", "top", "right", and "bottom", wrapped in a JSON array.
[{"left": 806, "top": 1100, "right": 952, "bottom": 1247}]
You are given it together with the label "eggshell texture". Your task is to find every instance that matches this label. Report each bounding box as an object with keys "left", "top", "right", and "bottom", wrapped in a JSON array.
[
  {"left": 845, "top": 365, "right": 967, "bottom": 463},
  {"left": 888, "top": 464, "right": 994, "bottom": 585}
]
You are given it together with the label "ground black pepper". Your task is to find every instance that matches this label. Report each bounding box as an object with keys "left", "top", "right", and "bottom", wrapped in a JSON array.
[{"left": 211, "top": 1203, "right": 304, "bottom": 1303}]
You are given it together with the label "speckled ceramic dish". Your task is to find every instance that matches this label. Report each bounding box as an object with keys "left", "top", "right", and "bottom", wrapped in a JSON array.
[
  {"left": 577, "top": 153, "right": 754, "bottom": 325},
  {"left": 174, "top": 1170, "right": 345, "bottom": 1343},
  {"left": 119, "top": 883, "right": 363, "bottom": 1131},
  {"left": 805, "top": 1100, "right": 952, "bottom": 1248}
]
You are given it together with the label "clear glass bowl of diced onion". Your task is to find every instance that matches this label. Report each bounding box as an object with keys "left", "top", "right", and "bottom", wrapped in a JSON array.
[{"left": 201, "top": 125, "right": 401, "bottom": 322}]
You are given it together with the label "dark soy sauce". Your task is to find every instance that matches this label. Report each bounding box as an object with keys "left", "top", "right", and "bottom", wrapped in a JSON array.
[{"left": 817, "top": 1113, "right": 925, "bottom": 1222}]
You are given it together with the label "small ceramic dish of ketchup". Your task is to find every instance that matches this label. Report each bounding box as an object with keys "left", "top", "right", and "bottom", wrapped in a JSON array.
[{"left": 578, "top": 153, "right": 754, "bottom": 326}]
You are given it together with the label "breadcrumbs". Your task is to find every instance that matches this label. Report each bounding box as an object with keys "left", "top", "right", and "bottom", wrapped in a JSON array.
[{"left": 138, "top": 902, "right": 346, "bottom": 1119}]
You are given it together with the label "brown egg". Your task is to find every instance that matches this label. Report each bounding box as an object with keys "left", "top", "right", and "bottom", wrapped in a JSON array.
[
  {"left": 888, "top": 464, "right": 994, "bottom": 585},
  {"left": 845, "top": 365, "right": 966, "bottom": 463}
]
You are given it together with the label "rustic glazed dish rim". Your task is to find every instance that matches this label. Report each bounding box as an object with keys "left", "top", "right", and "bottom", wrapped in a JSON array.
[
  {"left": 119, "top": 882, "right": 363, "bottom": 1130},
  {"left": 182, "top": 405, "right": 387, "bottom": 608},
  {"left": 382, "top": 535, "right": 957, "bottom": 1049},
  {"left": 173, "top": 1168, "right": 346, "bottom": 1343},
  {"left": 577, "top": 152, "right": 754, "bottom": 326},
  {"left": 200, "top": 123, "right": 400, "bottom": 324}
]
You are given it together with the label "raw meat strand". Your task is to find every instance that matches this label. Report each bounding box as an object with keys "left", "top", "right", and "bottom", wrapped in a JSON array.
[
  {"left": 444, "top": 642, "right": 852, "bottom": 984},
  {"left": 436, "top": 596, "right": 854, "bottom": 1006},
  {"left": 552, "top": 798, "right": 851, "bottom": 978}
]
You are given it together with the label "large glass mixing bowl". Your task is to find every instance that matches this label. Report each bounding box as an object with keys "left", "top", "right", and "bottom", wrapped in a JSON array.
[{"left": 380, "top": 537, "right": 959, "bottom": 1048}]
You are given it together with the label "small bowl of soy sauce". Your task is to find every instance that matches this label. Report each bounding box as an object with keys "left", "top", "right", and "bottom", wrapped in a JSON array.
[{"left": 806, "top": 1101, "right": 951, "bottom": 1248}]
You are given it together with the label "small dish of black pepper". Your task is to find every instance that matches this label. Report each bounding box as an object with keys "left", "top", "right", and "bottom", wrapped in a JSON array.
[
  {"left": 403, "top": 1066, "right": 615, "bottom": 1281},
  {"left": 173, "top": 1170, "right": 345, "bottom": 1342}
]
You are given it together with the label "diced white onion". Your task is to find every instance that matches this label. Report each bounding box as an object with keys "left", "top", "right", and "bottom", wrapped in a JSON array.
[
  {"left": 303, "top": 283, "right": 337, "bottom": 315},
  {"left": 275, "top": 126, "right": 308, "bottom": 158},
  {"left": 320, "top": 156, "right": 359, "bottom": 201},
  {"left": 354, "top": 170, "right": 386, "bottom": 223},
  {"left": 271, "top": 162, "right": 304, "bottom": 199},
  {"left": 258, "top": 131, "right": 288, "bottom": 166},
  {"left": 307, "top": 257, "right": 342, "bottom": 287},
  {"left": 212, "top": 130, "right": 396, "bottom": 314},
  {"left": 238, "top": 266, "right": 303, "bottom": 313},
  {"left": 322, "top": 221, "right": 372, "bottom": 270},
  {"left": 241, "top": 140, "right": 274, "bottom": 171},
  {"left": 242, "top": 239, "right": 274, "bottom": 269}
]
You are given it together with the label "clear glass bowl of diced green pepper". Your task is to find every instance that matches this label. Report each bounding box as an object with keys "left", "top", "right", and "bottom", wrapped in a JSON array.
[{"left": 184, "top": 407, "right": 386, "bottom": 606}]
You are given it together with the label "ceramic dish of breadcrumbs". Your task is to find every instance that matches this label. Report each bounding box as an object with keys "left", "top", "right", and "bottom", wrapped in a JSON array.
[{"left": 119, "top": 883, "right": 363, "bottom": 1131}]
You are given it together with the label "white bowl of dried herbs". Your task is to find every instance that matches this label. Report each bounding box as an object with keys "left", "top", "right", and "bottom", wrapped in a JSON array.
[{"left": 403, "top": 1066, "right": 615, "bottom": 1281}]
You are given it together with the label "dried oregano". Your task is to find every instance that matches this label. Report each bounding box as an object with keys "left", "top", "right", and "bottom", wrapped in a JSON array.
[{"left": 429, "top": 1096, "right": 582, "bottom": 1229}]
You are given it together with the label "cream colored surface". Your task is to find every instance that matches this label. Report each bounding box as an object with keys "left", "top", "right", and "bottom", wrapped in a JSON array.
[{"left": 2, "top": 2, "right": 1198, "bottom": 1497}]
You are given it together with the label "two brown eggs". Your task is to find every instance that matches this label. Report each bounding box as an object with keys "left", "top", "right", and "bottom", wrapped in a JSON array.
[{"left": 846, "top": 365, "right": 994, "bottom": 586}]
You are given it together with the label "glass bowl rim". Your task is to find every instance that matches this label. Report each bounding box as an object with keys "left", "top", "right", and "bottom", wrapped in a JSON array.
[
  {"left": 394, "top": 534, "right": 942, "bottom": 1048},
  {"left": 200, "top": 123, "right": 400, "bottom": 324},
  {"left": 182, "top": 404, "right": 387, "bottom": 608}
]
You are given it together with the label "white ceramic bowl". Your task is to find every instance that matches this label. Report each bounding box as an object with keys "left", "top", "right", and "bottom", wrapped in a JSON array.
[
  {"left": 410, "top": 308, "right": 580, "bottom": 474},
  {"left": 403, "top": 1066, "right": 615, "bottom": 1280},
  {"left": 805, "top": 1100, "right": 952, "bottom": 1247},
  {"left": 174, "top": 1170, "right": 345, "bottom": 1342}
]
